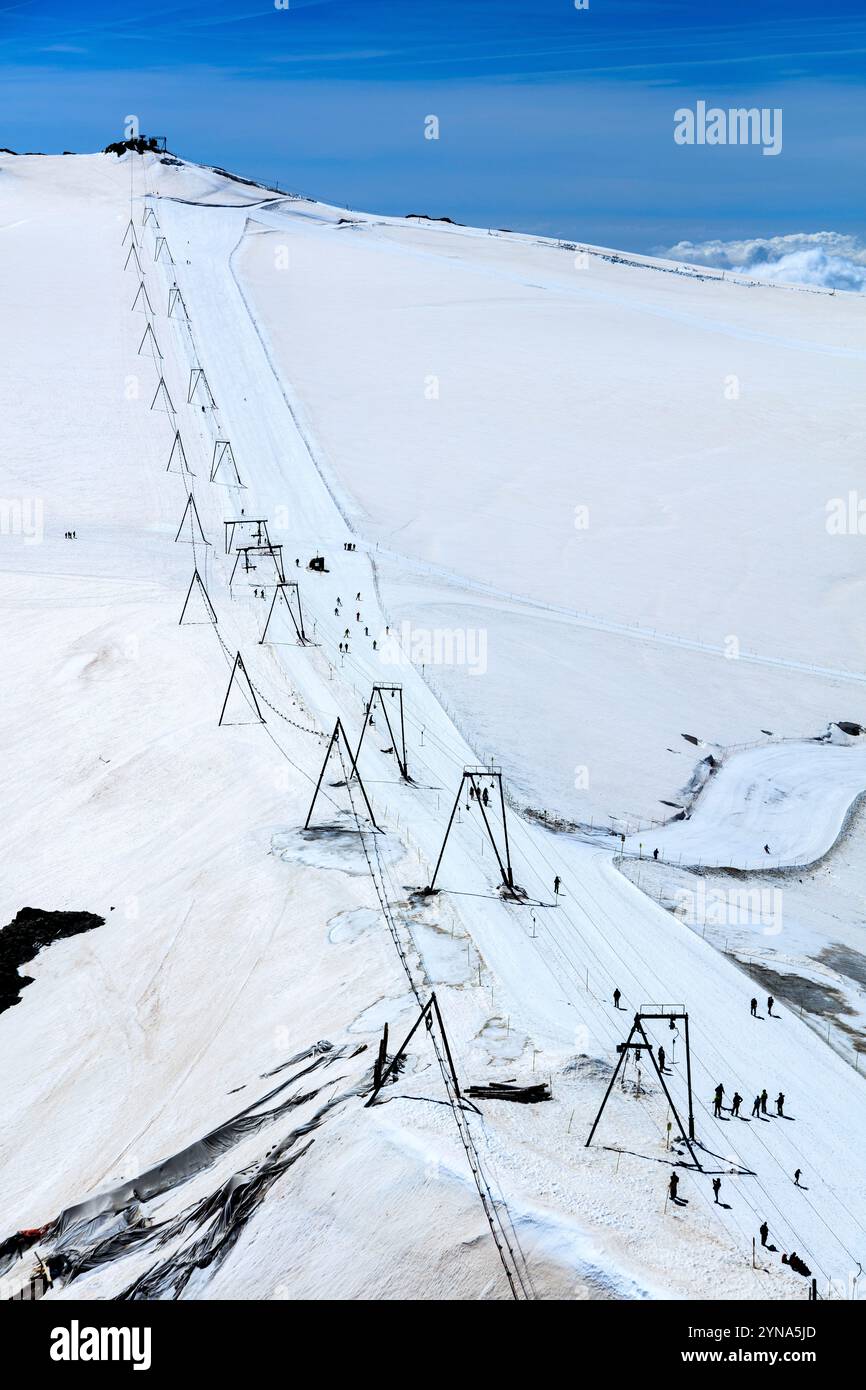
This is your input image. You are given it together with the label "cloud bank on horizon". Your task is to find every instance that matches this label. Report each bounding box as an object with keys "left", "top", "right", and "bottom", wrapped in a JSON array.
[{"left": 655, "top": 232, "right": 866, "bottom": 292}]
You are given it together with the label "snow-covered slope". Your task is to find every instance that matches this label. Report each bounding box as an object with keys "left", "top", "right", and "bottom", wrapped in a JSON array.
[
  {"left": 1, "top": 151, "right": 864, "bottom": 1303},
  {"left": 233, "top": 193, "right": 866, "bottom": 827},
  {"left": 625, "top": 738, "right": 866, "bottom": 870}
]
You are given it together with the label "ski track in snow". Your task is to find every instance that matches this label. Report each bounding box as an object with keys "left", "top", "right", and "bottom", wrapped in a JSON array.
[{"left": 361, "top": 545, "right": 866, "bottom": 687}]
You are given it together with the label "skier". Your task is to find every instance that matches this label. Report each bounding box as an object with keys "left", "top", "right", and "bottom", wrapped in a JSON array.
[
  {"left": 553, "top": 875, "right": 561, "bottom": 898},
  {"left": 356, "top": 611, "right": 360, "bottom": 622},
  {"left": 356, "top": 592, "right": 361, "bottom": 601},
  {"left": 760, "top": 1088, "right": 768, "bottom": 1115},
  {"left": 295, "top": 558, "right": 300, "bottom": 567},
  {"left": 750, "top": 997, "right": 758, "bottom": 1017},
  {"left": 482, "top": 787, "right": 489, "bottom": 807},
  {"left": 653, "top": 848, "right": 659, "bottom": 861},
  {"left": 658, "top": 1045, "right": 665, "bottom": 1072},
  {"left": 767, "top": 996, "right": 775, "bottom": 1017},
  {"left": 713, "top": 1083, "right": 724, "bottom": 1117},
  {"left": 776, "top": 1092, "right": 785, "bottom": 1116},
  {"left": 712, "top": 1178, "right": 721, "bottom": 1204},
  {"left": 759, "top": 1221, "right": 769, "bottom": 1247},
  {"left": 794, "top": 1169, "right": 802, "bottom": 1186},
  {"left": 764, "top": 843, "right": 771, "bottom": 855},
  {"left": 784, "top": 1251, "right": 811, "bottom": 1278},
  {"left": 372, "top": 640, "right": 377, "bottom": 651},
  {"left": 730, "top": 1091, "right": 742, "bottom": 1117},
  {"left": 668, "top": 1172, "right": 679, "bottom": 1202},
  {"left": 344, "top": 628, "right": 350, "bottom": 639},
  {"left": 751, "top": 1094, "right": 761, "bottom": 1117},
  {"left": 613, "top": 988, "right": 621, "bottom": 1009}
]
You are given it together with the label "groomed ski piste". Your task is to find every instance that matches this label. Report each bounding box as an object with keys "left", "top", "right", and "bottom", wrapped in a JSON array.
[{"left": 1, "top": 149, "right": 865, "bottom": 1301}]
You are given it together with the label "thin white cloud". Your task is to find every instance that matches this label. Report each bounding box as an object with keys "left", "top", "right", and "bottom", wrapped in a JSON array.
[{"left": 267, "top": 50, "right": 394, "bottom": 64}]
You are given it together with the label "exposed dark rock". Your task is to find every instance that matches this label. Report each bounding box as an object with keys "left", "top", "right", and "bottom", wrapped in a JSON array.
[{"left": 0, "top": 907, "right": 105, "bottom": 1014}]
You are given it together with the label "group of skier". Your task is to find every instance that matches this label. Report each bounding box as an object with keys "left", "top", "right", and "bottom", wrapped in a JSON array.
[
  {"left": 750, "top": 994, "right": 776, "bottom": 1017},
  {"left": 667, "top": 992, "right": 812, "bottom": 1281},
  {"left": 333, "top": 591, "right": 371, "bottom": 656},
  {"left": 759, "top": 1222, "right": 812, "bottom": 1278},
  {"left": 713, "top": 1081, "right": 786, "bottom": 1119},
  {"left": 708, "top": 996, "right": 785, "bottom": 1128}
]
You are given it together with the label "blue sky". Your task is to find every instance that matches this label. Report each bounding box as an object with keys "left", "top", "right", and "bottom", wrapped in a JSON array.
[{"left": 1, "top": 0, "right": 864, "bottom": 250}]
